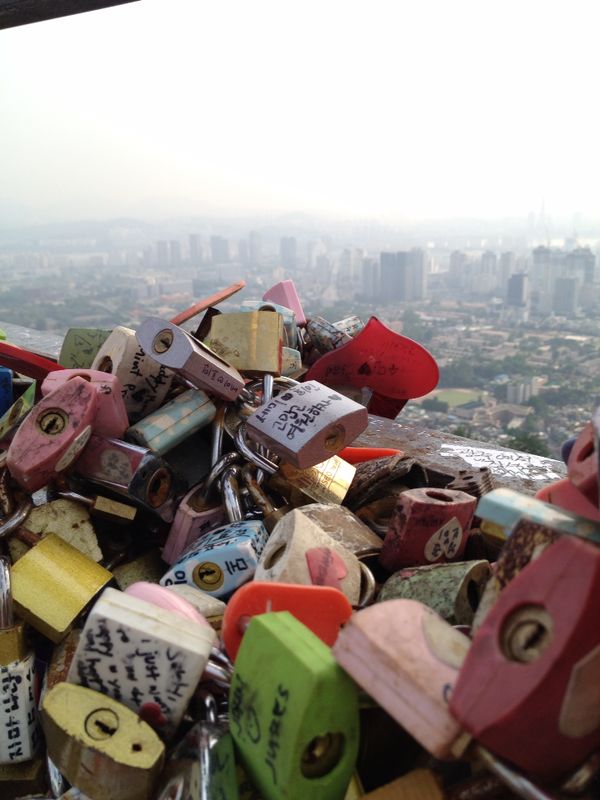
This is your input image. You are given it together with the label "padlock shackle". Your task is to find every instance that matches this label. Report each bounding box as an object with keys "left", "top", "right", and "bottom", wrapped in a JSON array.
[
  {"left": 235, "top": 424, "right": 279, "bottom": 475},
  {"left": 0, "top": 556, "right": 14, "bottom": 629},
  {"left": 0, "top": 499, "right": 32, "bottom": 540}
]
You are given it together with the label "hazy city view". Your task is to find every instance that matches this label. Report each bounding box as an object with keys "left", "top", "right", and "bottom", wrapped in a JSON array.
[
  {"left": 0, "top": 212, "right": 598, "bottom": 460},
  {"left": 2, "top": 0, "right": 599, "bottom": 461}
]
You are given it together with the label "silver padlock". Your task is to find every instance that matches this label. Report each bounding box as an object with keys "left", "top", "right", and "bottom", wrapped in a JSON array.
[
  {"left": 135, "top": 317, "right": 245, "bottom": 402},
  {"left": 156, "top": 692, "right": 238, "bottom": 800},
  {"left": 245, "top": 380, "right": 368, "bottom": 469}
]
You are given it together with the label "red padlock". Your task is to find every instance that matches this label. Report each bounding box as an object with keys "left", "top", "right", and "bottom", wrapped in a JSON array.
[
  {"left": 379, "top": 487, "right": 477, "bottom": 571},
  {"left": 222, "top": 581, "right": 352, "bottom": 660},
  {"left": 450, "top": 535, "right": 600, "bottom": 782}
]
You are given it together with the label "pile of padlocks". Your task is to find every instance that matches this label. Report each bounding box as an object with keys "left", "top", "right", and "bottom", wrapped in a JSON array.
[{"left": 0, "top": 278, "right": 598, "bottom": 800}]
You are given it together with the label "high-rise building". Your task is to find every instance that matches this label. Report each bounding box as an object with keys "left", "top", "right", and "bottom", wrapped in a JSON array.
[
  {"left": 379, "top": 250, "right": 427, "bottom": 301},
  {"left": 499, "top": 252, "right": 516, "bottom": 289},
  {"left": 169, "top": 240, "right": 181, "bottom": 267},
  {"left": 210, "top": 236, "right": 230, "bottom": 264},
  {"left": 156, "top": 240, "right": 169, "bottom": 268},
  {"left": 280, "top": 237, "right": 297, "bottom": 271},
  {"left": 566, "top": 247, "right": 595, "bottom": 284},
  {"left": 362, "top": 257, "right": 379, "bottom": 299},
  {"left": 506, "top": 273, "right": 529, "bottom": 307},
  {"left": 448, "top": 250, "right": 468, "bottom": 289},
  {"left": 248, "top": 231, "right": 262, "bottom": 266},
  {"left": 409, "top": 248, "right": 428, "bottom": 300},
  {"left": 553, "top": 277, "right": 580, "bottom": 316},
  {"left": 189, "top": 234, "right": 201, "bottom": 265}
]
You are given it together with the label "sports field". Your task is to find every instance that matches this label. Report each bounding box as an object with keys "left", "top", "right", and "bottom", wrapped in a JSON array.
[{"left": 419, "top": 389, "right": 482, "bottom": 407}]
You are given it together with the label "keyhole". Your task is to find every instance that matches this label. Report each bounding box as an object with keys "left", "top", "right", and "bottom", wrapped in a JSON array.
[
  {"left": 323, "top": 424, "right": 345, "bottom": 452},
  {"left": 97, "top": 356, "right": 114, "bottom": 373},
  {"left": 84, "top": 708, "right": 119, "bottom": 740},
  {"left": 501, "top": 605, "right": 554, "bottom": 663},
  {"left": 153, "top": 329, "right": 173, "bottom": 354},
  {"left": 37, "top": 408, "right": 68, "bottom": 436},
  {"left": 145, "top": 468, "right": 172, "bottom": 507},
  {"left": 300, "top": 732, "right": 345, "bottom": 778}
]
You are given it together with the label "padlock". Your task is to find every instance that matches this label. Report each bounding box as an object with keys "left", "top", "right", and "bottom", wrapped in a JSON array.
[
  {"left": 161, "top": 454, "right": 234, "bottom": 566},
  {"left": 240, "top": 299, "right": 300, "bottom": 349},
  {"left": 220, "top": 464, "right": 245, "bottom": 523},
  {"left": 127, "top": 388, "right": 217, "bottom": 456},
  {"left": 91, "top": 325, "right": 174, "bottom": 422},
  {"left": 362, "top": 769, "right": 445, "bottom": 799},
  {"left": 241, "top": 465, "right": 289, "bottom": 533},
  {"left": 124, "top": 581, "right": 211, "bottom": 628},
  {"left": 475, "top": 487, "right": 600, "bottom": 545},
  {"left": 378, "top": 560, "right": 491, "bottom": 626},
  {"left": 206, "top": 311, "right": 284, "bottom": 375},
  {"left": 0, "top": 558, "right": 41, "bottom": 765},
  {"left": 281, "top": 347, "right": 303, "bottom": 378},
  {"left": 59, "top": 328, "right": 111, "bottom": 369},
  {"left": 165, "top": 584, "right": 227, "bottom": 629},
  {"left": 236, "top": 421, "right": 357, "bottom": 504},
  {"left": 333, "top": 599, "right": 470, "bottom": 759},
  {"left": 567, "top": 421, "right": 597, "bottom": 506},
  {"left": 41, "top": 682, "right": 165, "bottom": 800},
  {"left": 11, "top": 531, "right": 112, "bottom": 643},
  {"left": 73, "top": 433, "right": 180, "bottom": 522},
  {"left": 0, "top": 758, "right": 46, "bottom": 799},
  {"left": 57, "top": 489, "right": 137, "bottom": 525},
  {"left": 156, "top": 692, "right": 239, "bottom": 800},
  {"left": 67, "top": 587, "right": 216, "bottom": 737},
  {"left": 379, "top": 488, "right": 477, "bottom": 571},
  {"left": 333, "top": 316, "right": 365, "bottom": 339},
  {"left": 254, "top": 509, "right": 363, "bottom": 605},
  {"left": 7, "top": 497, "right": 103, "bottom": 564},
  {"left": 450, "top": 535, "right": 600, "bottom": 783},
  {"left": 41, "top": 368, "right": 129, "bottom": 439},
  {"left": 0, "top": 381, "right": 36, "bottom": 447},
  {"left": 229, "top": 611, "right": 359, "bottom": 800},
  {"left": 43, "top": 630, "right": 81, "bottom": 695},
  {"left": 0, "top": 366, "right": 13, "bottom": 418},
  {"left": 293, "top": 503, "right": 383, "bottom": 556},
  {"left": 245, "top": 380, "right": 368, "bottom": 469},
  {"left": 135, "top": 317, "right": 245, "bottom": 402},
  {"left": 535, "top": 477, "right": 600, "bottom": 522},
  {"left": 471, "top": 517, "right": 559, "bottom": 633},
  {"left": 111, "top": 549, "right": 167, "bottom": 590},
  {"left": 160, "top": 520, "right": 269, "bottom": 598},
  {"left": 7, "top": 376, "right": 97, "bottom": 492},
  {"left": 222, "top": 581, "right": 353, "bottom": 661},
  {"left": 446, "top": 467, "right": 495, "bottom": 501},
  {"left": 306, "top": 316, "right": 352, "bottom": 353},
  {"left": 263, "top": 279, "right": 307, "bottom": 326}
]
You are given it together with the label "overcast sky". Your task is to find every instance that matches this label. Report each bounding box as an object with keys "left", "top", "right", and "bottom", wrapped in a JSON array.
[{"left": 1, "top": 0, "right": 599, "bottom": 225}]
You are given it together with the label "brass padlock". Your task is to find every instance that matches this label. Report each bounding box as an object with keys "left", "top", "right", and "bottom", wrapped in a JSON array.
[
  {"left": 206, "top": 310, "right": 284, "bottom": 375},
  {"left": 41, "top": 682, "right": 165, "bottom": 800},
  {"left": 11, "top": 531, "right": 113, "bottom": 643}
]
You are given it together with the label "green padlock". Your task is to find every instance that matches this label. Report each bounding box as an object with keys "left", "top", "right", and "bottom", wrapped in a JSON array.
[{"left": 229, "top": 611, "right": 359, "bottom": 800}]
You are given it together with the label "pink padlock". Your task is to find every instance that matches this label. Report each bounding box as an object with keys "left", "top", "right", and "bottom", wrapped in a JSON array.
[
  {"left": 567, "top": 422, "right": 598, "bottom": 506},
  {"left": 41, "top": 368, "right": 129, "bottom": 438},
  {"left": 7, "top": 376, "right": 97, "bottom": 492},
  {"left": 263, "top": 279, "right": 306, "bottom": 326},
  {"left": 125, "top": 581, "right": 210, "bottom": 626},
  {"left": 162, "top": 482, "right": 227, "bottom": 565},
  {"left": 379, "top": 487, "right": 477, "bottom": 571}
]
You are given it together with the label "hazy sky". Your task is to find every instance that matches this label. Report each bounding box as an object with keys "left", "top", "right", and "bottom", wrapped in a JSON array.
[{"left": 1, "top": 0, "right": 600, "bottom": 225}]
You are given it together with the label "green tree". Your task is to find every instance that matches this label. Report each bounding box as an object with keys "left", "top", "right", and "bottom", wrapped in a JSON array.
[
  {"left": 506, "top": 431, "right": 551, "bottom": 458},
  {"left": 452, "top": 424, "right": 473, "bottom": 438}
]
